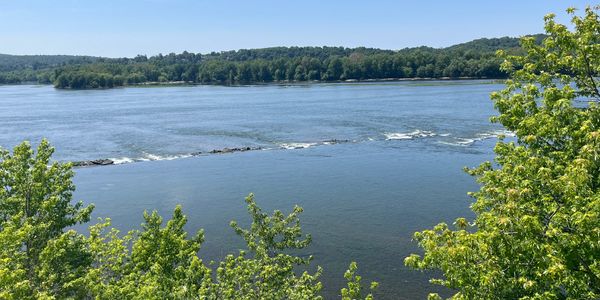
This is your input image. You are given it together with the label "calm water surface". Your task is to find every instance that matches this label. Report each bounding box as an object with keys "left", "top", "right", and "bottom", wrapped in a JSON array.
[{"left": 0, "top": 81, "right": 507, "bottom": 299}]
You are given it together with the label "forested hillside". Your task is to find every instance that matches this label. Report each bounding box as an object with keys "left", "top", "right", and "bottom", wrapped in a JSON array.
[
  {"left": 0, "top": 35, "right": 543, "bottom": 89},
  {"left": 0, "top": 54, "right": 99, "bottom": 84}
]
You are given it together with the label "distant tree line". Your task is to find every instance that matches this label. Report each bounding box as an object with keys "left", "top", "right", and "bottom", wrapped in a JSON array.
[
  {"left": 0, "top": 54, "right": 99, "bottom": 85},
  {"left": 0, "top": 36, "right": 545, "bottom": 89}
]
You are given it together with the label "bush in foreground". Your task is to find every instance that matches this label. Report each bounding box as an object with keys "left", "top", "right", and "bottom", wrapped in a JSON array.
[{"left": 0, "top": 139, "right": 376, "bottom": 299}]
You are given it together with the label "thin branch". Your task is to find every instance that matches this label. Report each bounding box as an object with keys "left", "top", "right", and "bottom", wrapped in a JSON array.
[{"left": 580, "top": 51, "right": 600, "bottom": 100}]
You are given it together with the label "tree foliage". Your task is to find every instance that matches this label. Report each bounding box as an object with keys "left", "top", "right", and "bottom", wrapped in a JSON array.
[
  {"left": 0, "top": 36, "right": 540, "bottom": 88},
  {"left": 49, "top": 38, "right": 528, "bottom": 89},
  {"left": 405, "top": 6, "right": 600, "bottom": 299},
  {"left": 0, "top": 54, "right": 99, "bottom": 85},
  {"left": 0, "top": 140, "right": 376, "bottom": 299},
  {"left": 0, "top": 140, "right": 93, "bottom": 299}
]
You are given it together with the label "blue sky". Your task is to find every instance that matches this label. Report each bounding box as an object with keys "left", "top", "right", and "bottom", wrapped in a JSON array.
[{"left": 0, "top": 0, "right": 593, "bottom": 57}]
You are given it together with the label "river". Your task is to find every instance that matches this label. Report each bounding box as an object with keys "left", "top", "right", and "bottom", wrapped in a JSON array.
[{"left": 0, "top": 81, "right": 508, "bottom": 298}]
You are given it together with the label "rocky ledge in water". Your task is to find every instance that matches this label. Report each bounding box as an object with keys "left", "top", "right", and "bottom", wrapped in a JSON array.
[
  {"left": 208, "top": 146, "right": 259, "bottom": 154},
  {"left": 72, "top": 159, "right": 115, "bottom": 167},
  {"left": 71, "top": 139, "right": 351, "bottom": 168},
  {"left": 323, "top": 139, "right": 350, "bottom": 144},
  {"left": 72, "top": 146, "right": 264, "bottom": 168}
]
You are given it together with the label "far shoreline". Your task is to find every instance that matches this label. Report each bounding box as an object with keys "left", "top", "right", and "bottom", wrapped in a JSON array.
[
  {"left": 131, "top": 76, "right": 505, "bottom": 87},
  {"left": 1, "top": 77, "right": 507, "bottom": 90}
]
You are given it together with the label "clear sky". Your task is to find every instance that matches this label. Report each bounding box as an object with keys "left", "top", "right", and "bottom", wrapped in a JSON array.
[{"left": 0, "top": 0, "right": 594, "bottom": 57}]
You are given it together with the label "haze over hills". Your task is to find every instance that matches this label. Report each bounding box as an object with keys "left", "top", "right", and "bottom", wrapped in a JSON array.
[{"left": 0, "top": 35, "right": 543, "bottom": 88}]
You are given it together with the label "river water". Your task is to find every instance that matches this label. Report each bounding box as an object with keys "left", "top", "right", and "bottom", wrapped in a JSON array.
[{"left": 0, "top": 81, "right": 509, "bottom": 299}]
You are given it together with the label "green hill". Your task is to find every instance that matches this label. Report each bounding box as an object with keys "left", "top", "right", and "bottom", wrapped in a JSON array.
[{"left": 0, "top": 35, "right": 540, "bottom": 88}]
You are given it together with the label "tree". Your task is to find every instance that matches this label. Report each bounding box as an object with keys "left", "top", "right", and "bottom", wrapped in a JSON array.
[
  {"left": 341, "top": 262, "right": 378, "bottom": 300},
  {"left": 82, "top": 206, "right": 209, "bottom": 299},
  {"left": 0, "top": 139, "right": 93, "bottom": 298},
  {"left": 209, "top": 194, "right": 322, "bottom": 299},
  {"left": 324, "top": 57, "right": 343, "bottom": 80},
  {"left": 405, "top": 6, "right": 600, "bottom": 299}
]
